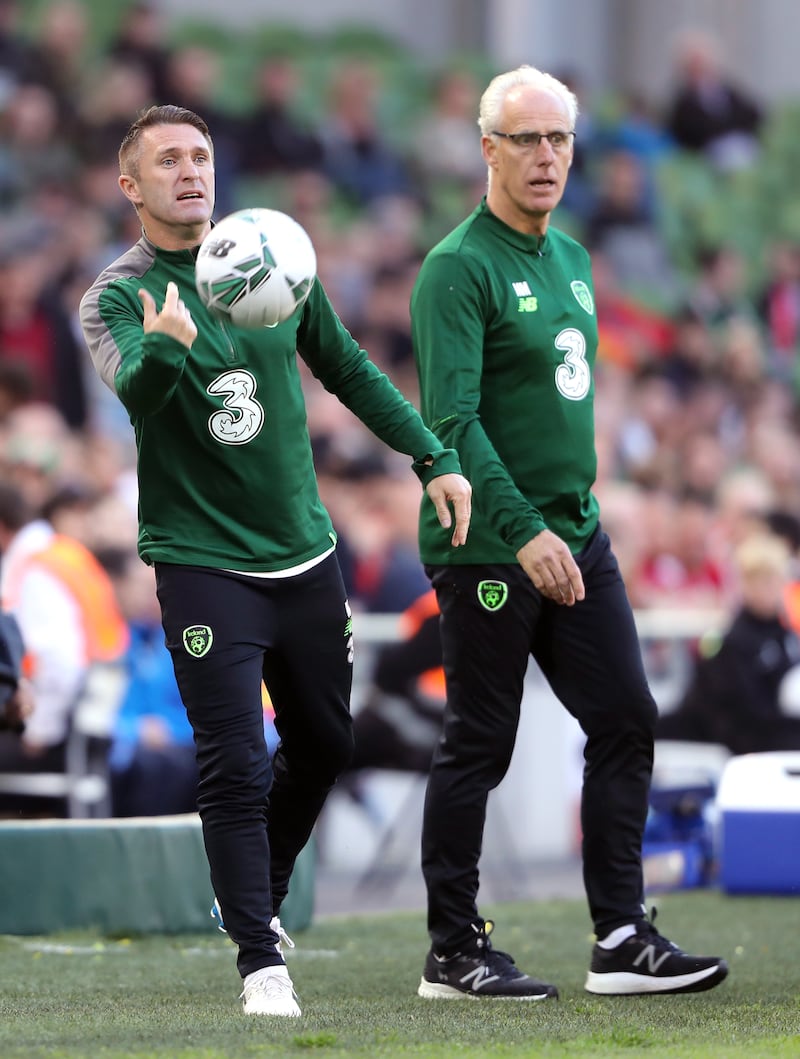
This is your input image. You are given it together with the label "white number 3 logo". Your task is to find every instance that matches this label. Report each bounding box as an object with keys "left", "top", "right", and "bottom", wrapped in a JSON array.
[
  {"left": 207, "top": 369, "right": 265, "bottom": 445},
  {"left": 554, "top": 328, "right": 591, "bottom": 401}
]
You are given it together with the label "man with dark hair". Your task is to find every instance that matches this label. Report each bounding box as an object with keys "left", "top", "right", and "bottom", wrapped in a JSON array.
[{"left": 79, "top": 104, "right": 471, "bottom": 1018}]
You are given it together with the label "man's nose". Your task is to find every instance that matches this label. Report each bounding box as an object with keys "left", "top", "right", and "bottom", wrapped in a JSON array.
[{"left": 534, "top": 138, "right": 556, "bottom": 160}]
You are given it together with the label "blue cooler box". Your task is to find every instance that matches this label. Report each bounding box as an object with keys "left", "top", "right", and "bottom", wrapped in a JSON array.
[{"left": 716, "top": 751, "right": 800, "bottom": 895}]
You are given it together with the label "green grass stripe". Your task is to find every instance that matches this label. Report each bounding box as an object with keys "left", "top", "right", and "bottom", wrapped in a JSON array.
[{"left": 0, "top": 892, "right": 797, "bottom": 1057}]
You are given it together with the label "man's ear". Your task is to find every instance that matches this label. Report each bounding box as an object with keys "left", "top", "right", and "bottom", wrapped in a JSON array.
[
  {"left": 480, "top": 134, "right": 497, "bottom": 171},
  {"left": 119, "top": 173, "right": 143, "bottom": 208}
]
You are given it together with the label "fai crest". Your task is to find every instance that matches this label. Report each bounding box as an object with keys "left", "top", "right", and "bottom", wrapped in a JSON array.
[
  {"left": 570, "top": 280, "right": 594, "bottom": 315},
  {"left": 182, "top": 625, "right": 214, "bottom": 658},
  {"left": 477, "top": 580, "right": 508, "bottom": 612}
]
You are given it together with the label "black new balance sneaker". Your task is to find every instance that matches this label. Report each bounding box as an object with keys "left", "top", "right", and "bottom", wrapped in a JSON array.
[
  {"left": 418, "top": 920, "right": 559, "bottom": 1000},
  {"left": 585, "top": 915, "right": 729, "bottom": 995}
]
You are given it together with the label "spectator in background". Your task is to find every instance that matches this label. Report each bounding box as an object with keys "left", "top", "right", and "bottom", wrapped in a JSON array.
[
  {"left": 685, "top": 244, "right": 756, "bottom": 331},
  {"left": 0, "top": 81, "right": 80, "bottom": 209},
  {"left": 768, "top": 509, "right": 800, "bottom": 637},
  {"left": 614, "top": 368, "right": 685, "bottom": 486},
  {"left": 312, "top": 444, "right": 430, "bottom": 613},
  {"left": 0, "top": 402, "right": 80, "bottom": 514},
  {"left": 414, "top": 67, "right": 487, "bottom": 189},
  {"left": 658, "top": 307, "right": 718, "bottom": 399},
  {"left": 606, "top": 89, "right": 674, "bottom": 176},
  {"left": 0, "top": 481, "right": 129, "bottom": 815},
  {"left": 0, "top": 238, "right": 89, "bottom": 430},
  {"left": 0, "top": 360, "right": 34, "bottom": 424},
  {"left": 585, "top": 149, "right": 681, "bottom": 308},
  {"left": 0, "top": 0, "right": 38, "bottom": 100},
  {"left": 351, "top": 459, "right": 432, "bottom": 614},
  {"left": 590, "top": 249, "right": 676, "bottom": 372},
  {"left": 746, "top": 416, "right": 800, "bottom": 516},
  {"left": 100, "top": 547, "right": 198, "bottom": 818},
  {"left": 658, "top": 531, "right": 800, "bottom": 753},
  {"left": 711, "top": 464, "right": 777, "bottom": 569},
  {"left": 633, "top": 489, "right": 729, "bottom": 611},
  {"left": 320, "top": 59, "right": 415, "bottom": 207},
  {"left": 77, "top": 58, "right": 155, "bottom": 166},
  {"left": 757, "top": 240, "right": 800, "bottom": 383},
  {"left": 239, "top": 56, "right": 323, "bottom": 178},
  {"left": 107, "top": 0, "right": 173, "bottom": 103},
  {"left": 0, "top": 604, "right": 31, "bottom": 734},
  {"left": 25, "top": 0, "right": 90, "bottom": 136},
  {"left": 665, "top": 28, "right": 763, "bottom": 172}
]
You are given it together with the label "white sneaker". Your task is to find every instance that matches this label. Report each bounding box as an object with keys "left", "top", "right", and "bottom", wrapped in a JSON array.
[{"left": 241, "top": 964, "right": 301, "bottom": 1016}]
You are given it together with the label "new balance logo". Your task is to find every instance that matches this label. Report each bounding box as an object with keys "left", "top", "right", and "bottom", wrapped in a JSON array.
[
  {"left": 512, "top": 281, "right": 532, "bottom": 296},
  {"left": 632, "top": 944, "right": 672, "bottom": 974},
  {"left": 459, "top": 965, "right": 501, "bottom": 991}
]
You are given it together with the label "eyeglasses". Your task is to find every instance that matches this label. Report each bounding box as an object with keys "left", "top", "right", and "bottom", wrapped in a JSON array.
[{"left": 491, "top": 130, "right": 576, "bottom": 150}]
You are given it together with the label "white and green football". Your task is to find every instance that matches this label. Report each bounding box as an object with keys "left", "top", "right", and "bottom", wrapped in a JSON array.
[{"left": 195, "top": 207, "right": 317, "bottom": 328}]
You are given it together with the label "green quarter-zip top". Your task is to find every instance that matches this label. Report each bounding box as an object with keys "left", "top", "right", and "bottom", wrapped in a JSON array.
[
  {"left": 412, "top": 199, "right": 600, "bottom": 564},
  {"left": 80, "top": 234, "right": 462, "bottom": 571}
]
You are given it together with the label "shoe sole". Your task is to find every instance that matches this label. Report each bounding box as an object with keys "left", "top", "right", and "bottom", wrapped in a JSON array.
[
  {"left": 418, "top": 978, "right": 556, "bottom": 1000},
  {"left": 584, "top": 962, "right": 728, "bottom": 995}
]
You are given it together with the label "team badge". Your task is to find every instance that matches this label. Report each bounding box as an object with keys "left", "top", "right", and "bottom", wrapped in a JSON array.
[
  {"left": 570, "top": 280, "right": 594, "bottom": 315},
  {"left": 182, "top": 625, "right": 214, "bottom": 658},
  {"left": 477, "top": 580, "right": 508, "bottom": 612}
]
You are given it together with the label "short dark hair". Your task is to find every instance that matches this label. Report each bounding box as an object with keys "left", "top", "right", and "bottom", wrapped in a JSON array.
[{"left": 119, "top": 103, "right": 213, "bottom": 177}]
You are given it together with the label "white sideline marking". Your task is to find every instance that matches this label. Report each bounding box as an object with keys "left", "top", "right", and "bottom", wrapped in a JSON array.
[
  {"left": 15, "top": 939, "right": 340, "bottom": 960},
  {"left": 20, "top": 942, "right": 131, "bottom": 955}
]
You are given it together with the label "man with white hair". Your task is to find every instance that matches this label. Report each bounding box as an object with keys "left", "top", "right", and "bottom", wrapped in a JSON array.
[{"left": 411, "top": 64, "right": 728, "bottom": 1001}]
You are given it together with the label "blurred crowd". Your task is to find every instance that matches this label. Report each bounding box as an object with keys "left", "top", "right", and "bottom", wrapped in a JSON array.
[{"left": 3, "top": 1, "right": 800, "bottom": 815}]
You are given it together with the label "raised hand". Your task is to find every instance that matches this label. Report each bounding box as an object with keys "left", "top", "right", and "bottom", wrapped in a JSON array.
[{"left": 139, "top": 281, "right": 198, "bottom": 348}]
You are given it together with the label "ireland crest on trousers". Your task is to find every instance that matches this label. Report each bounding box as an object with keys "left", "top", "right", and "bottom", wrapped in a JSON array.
[
  {"left": 182, "top": 625, "right": 214, "bottom": 658},
  {"left": 477, "top": 580, "right": 508, "bottom": 612}
]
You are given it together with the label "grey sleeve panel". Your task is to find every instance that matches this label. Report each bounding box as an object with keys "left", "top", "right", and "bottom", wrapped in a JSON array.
[{"left": 79, "top": 239, "right": 155, "bottom": 393}]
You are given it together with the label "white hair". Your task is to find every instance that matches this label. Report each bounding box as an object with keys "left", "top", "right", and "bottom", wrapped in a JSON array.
[{"left": 478, "top": 65, "right": 579, "bottom": 135}]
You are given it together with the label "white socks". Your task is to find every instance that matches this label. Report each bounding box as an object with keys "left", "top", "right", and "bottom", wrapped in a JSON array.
[{"left": 597, "top": 923, "right": 637, "bottom": 950}]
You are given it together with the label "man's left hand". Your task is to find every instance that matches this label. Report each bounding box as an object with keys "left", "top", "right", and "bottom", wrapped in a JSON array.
[{"left": 425, "top": 473, "right": 472, "bottom": 547}]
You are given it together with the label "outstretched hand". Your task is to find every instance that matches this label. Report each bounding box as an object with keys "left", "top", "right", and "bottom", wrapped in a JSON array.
[
  {"left": 516, "top": 529, "right": 585, "bottom": 605},
  {"left": 425, "top": 473, "right": 472, "bottom": 547},
  {"left": 139, "top": 281, "right": 198, "bottom": 348}
]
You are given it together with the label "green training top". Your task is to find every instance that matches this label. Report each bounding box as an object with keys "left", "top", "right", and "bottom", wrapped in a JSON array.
[
  {"left": 412, "top": 198, "right": 600, "bottom": 565},
  {"left": 80, "top": 234, "right": 462, "bottom": 572}
]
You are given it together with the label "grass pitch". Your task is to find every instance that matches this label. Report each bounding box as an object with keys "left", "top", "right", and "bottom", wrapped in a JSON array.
[{"left": 1, "top": 890, "right": 798, "bottom": 1058}]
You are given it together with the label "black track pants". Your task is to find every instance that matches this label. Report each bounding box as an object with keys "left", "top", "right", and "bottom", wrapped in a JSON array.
[
  {"left": 155, "top": 555, "right": 354, "bottom": 976},
  {"left": 422, "top": 528, "right": 658, "bottom": 952}
]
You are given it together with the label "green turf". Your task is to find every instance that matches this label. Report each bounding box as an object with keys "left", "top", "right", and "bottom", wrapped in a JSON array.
[{"left": 1, "top": 891, "right": 798, "bottom": 1058}]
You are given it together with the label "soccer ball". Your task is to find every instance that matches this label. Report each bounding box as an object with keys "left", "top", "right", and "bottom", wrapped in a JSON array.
[{"left": 195, "top": 207, "right": 317, "bottom": 328}]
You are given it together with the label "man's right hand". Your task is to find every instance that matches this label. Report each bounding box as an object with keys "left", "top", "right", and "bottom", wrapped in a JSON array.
[
  {"left": 139, "top": 281, "right": 198, "bottom": 348},
  {"left": 516, "top": 529, "right": 585, "bottom": 605}
]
